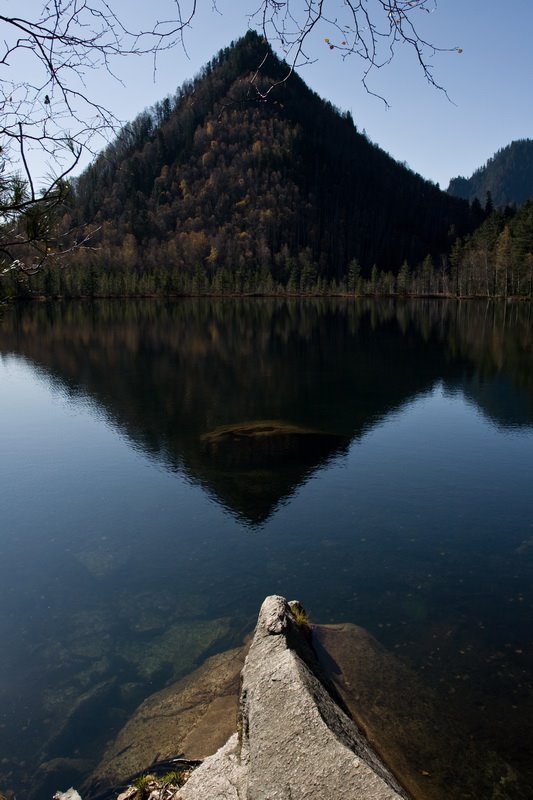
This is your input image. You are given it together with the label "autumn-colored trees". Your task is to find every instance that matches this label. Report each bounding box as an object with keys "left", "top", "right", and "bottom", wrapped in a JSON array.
[
  {"left": 448, "top": 201, "right": 533, "bottom": 298},
  {"left": 5, "top": 34, "right": 533, "bottom": 301},
  {"left": 53, "top": 32, "right": 475, "bottom": 294}
]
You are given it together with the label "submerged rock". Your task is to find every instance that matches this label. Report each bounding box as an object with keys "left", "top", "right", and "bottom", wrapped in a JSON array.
[
  {"left": 313, "top": 623, "right": 521, "bottom": 800},
  {"left": 201, "top": 420, "right": 346, "bottom": 468},
  {"left": 87, "top": 645, "right": 248, "bottom": 790},
  {"left": 199, "top": 420, "right": 349, "bottom": 524},
  {"left": 87, "top": 596, "right": 521, "bottom": 800}
]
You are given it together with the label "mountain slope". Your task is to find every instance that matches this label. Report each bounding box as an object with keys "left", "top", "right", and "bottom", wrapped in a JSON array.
[
  {"left": 68, "top": 31, "right": 476, "bottom": 283},
  {"left": 448, "top": 139, "right": 533, "bottom": 208}
]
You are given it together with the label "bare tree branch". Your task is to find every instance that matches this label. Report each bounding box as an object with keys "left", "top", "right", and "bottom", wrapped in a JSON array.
[{"left": 246, "top": 1, "right": 454, "bottom": 104}]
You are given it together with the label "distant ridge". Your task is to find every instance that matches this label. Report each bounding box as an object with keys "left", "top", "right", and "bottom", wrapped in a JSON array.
[
  {"left": 448, "top": 139, "right": 533, "bottom": 208},
  {"left": 68, "top": 30, "right": 476, "bottom": 283}
]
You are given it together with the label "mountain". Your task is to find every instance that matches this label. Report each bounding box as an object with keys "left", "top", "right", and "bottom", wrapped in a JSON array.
[
  {"left": 448, "top": 139, "right": 533, "bottom": 208},
  {"left": 64, "top": 31, "right": 476, "bottom": 287}
]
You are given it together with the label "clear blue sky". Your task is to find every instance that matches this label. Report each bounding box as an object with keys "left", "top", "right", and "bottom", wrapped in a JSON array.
[{"left": 71, "top": 1, "right": 533, "bottom": 188}]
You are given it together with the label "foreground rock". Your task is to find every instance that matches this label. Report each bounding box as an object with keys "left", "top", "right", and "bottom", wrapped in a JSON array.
[
  {"left": 88, "top": 597, "right": 520, "bottom": 800},
  {"left": 177, "top": 596, "right": 407, "bottom": 800}
]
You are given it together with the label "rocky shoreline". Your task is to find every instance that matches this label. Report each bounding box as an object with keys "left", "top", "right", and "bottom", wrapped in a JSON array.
[{"left": 54, "top": 596, "right": 520, "bottom": 800}]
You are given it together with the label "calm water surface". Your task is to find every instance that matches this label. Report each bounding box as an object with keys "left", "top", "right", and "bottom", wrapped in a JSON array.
[{"left": 0, "top": 299, "right": 532, "bottom": 798}]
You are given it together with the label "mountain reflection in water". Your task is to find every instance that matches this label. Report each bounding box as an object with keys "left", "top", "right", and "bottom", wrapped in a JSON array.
[
  {"left": 3, "top": 298, "right": 531, "bottom": 523},
  {"left": 0, "top": 298, "right": 532, "bottom": 799}
]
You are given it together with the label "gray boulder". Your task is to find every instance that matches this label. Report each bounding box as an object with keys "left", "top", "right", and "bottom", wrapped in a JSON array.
[{"left": 178, "top": 595, "right": 408, "bottom": 800}]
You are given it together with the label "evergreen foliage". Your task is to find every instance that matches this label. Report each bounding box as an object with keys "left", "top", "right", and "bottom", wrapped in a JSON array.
[
  {"left": 448, "top": 139, "right": 533, "bottom": 208},
  {"left": 52, "top": 31, "right": 476, "bottom": 290},
  {"left": 448, "top": 201, "right": 533, "bottom": 298},
  {"left": 7, "top": 33, "right": 532, "bottom": 301}
]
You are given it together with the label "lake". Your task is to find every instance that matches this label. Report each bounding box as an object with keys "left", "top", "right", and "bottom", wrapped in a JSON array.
[{"left": 0, "top": 298, "right": 532, "bottom": 799}]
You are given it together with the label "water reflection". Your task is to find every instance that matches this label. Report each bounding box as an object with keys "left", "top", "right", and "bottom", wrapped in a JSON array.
[
  {"left": 0, "top": 298, "right": 532, "bottom": 798},
  {"left": 2, "top": 299, "right": 531, "bottom": 526}
]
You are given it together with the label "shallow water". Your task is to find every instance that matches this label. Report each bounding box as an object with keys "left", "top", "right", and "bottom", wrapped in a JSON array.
[{"left": 0, "top": 298, "right": 532, "bottom": 798}]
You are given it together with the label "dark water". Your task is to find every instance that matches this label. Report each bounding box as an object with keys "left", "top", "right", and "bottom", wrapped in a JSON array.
[{"left": 0, "top": 298, "right": 532, "bottom": 798}]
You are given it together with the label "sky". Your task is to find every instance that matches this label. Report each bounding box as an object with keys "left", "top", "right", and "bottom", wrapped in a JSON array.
[{"left": 20, "top": 1, "right": 533, "bottom": 189}]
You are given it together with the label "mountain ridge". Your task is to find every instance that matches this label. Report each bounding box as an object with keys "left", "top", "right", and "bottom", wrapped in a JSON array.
[
  {"left": 65, "top": 30, "right": 477, "bottom": 285},
  {"left": 447, "top": 138, "right": 533, "bottom": 208}
]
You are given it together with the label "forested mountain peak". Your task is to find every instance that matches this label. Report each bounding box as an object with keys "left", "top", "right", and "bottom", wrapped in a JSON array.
[
  {"left": 66, "top": 31, "right": 477, "bottom": 288},
  {"left": 447, "top": 139, "right": 533, "bottom": 208}
]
